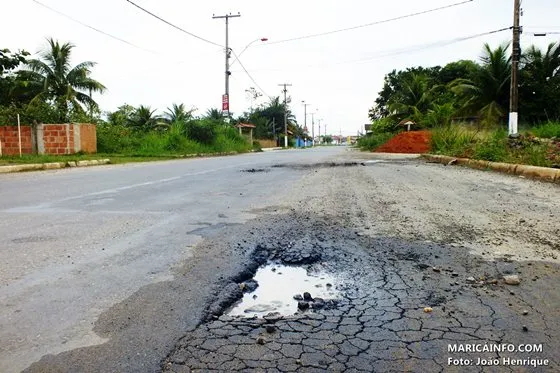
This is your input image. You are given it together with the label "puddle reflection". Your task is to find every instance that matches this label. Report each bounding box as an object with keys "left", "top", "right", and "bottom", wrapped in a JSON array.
[{"left": 228, "top": 264, "right": 339, "bottom": 317}]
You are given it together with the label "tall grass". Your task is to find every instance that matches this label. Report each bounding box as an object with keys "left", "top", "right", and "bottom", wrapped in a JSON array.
[
  {"left": 356, "top": 132, "right": 394, "bottom": 151},
  {"left": 526, "top": 121, "right": 560, "bottom": 138},
  {"left": 430, "top": 125, "right": 479, "bottom": 157},
  {"left": 431, "top": 124, "right": 555, "bottom": 167},
  {"left": 97, "top": 123, "right": 251, "bottom": 156}
]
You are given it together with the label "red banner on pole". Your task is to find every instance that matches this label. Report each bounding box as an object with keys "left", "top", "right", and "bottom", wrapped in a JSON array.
[{"left": 222, "top": 94, "right": 229, "bottom": 111}]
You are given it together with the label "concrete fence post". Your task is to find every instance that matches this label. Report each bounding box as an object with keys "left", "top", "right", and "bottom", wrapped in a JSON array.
[
  {"left": 73, "top": 124, "right": 80, "bottom": 153},
  {"left": 37, "top": 123, "right": 45, "bottom": 154},
  {"left": 31, "top": 121, "right": 38, "bottom": 154},
  {"left": 65, "top": 123, "right": 71, "bottom": 154}
]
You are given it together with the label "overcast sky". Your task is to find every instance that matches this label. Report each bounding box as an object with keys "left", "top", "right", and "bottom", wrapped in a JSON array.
[{"left": 2, "top": 0, "right": 559, "bottom": 135}]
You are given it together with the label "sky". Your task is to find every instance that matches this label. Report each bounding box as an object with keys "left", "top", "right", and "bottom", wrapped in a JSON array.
[{"left": 2, "top": 0, "right": 559, "bottom": 136}]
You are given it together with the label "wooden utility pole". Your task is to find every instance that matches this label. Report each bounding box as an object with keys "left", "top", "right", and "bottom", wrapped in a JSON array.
[{"left": 508, "top": 0, "right": 521, "bottom": 136}]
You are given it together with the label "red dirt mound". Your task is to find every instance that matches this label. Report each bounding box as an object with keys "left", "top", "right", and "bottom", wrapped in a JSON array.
[{"left": 375, "top": 131, "right": 432, "bottom": 154}]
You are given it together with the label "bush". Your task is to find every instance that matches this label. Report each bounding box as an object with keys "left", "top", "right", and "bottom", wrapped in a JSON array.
[
  {"left": 97, "top": 124, "right": 141, "bottom": 153},
  {"left": 371, "top": 117, "right": 398, "bottom": 133},
  {"left": 422, "top": 103, "right": 455, "bottom": 128},
  {"left": 357, "top": 132, "right": 394, "bottom": 151},
  {"left": 430, "top": 125, "right": 479, "bottom": 157},
  {"left": 186, "top": 119, "right": 216, "bottom": 144},
  {"left": 527, "top": 122, "right": 560, "bottom": 139}
]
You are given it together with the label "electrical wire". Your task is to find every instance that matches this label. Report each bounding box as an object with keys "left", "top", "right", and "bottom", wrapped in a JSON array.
[
  {"left": 235, "top": 26, "right": 512, "bottom": 73},
  {"left": 264, "top": 0, "right": 475, "bottom": 45},
  {"left": 231, "top": 50, "right": 270, "bottom": 98},
  {"left": 526, "top": 31, "right": 560, "bottom": 35},
  {"left": 339, "top": 26, "right": 513, "bottom": 65},
  {"left": 31, "top": 0, "right": 157, "bottom": 54},
  {"left": 125, "top": 0, "right": 223, "bottom": 47}
]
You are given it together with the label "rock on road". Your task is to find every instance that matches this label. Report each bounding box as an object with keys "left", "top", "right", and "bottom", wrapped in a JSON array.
[{"left": 0, "top": 147, "right": 558, "bottom": 372}]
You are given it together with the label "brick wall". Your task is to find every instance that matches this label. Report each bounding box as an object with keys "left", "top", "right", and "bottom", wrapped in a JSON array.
[
  {"left": 0, "top": 126, "right": 33, "bottom": 155},
  {"left": 78, "top": 124, "right": 97, "bottom": 153},
  {"left": 42, "top": 124, "right": 75, "bottom": 155},
  {"left": 0, "top": 124, "right": 97, "bottom": 155}
]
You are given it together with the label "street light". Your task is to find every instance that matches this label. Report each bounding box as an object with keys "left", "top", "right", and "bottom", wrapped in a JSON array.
[{"left": 230, "top": 38, "right": 268, "bottom": 67}]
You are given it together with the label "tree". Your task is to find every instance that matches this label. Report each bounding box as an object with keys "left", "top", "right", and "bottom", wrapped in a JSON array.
[
  {"left": 205, "top": 108, "right": 223, "bottom": 121},
  {"left": 451, "top": 43, "right": 511, "bottom": 126},
  {"left": 0, "top": 48, "right": 29, "bottom": 75},
  {"left": 369, "top": 67, "right": 441, "bottom": 121},
  {"left": 106, "top": 104, "right": 136, "bottom": 127},
  {"left": 0, "top": 48, "right": 29, "bottom": 106},
  {"left": 128, "top": 105, "right": 161, "bottom": 131},
  {"left": 240, "top": 96, "right": 297, "bottom": 139},
  {"left": 164, "top": 103, "right": 196, "bottom": 124},
  {"left": 386, "top": 72, "right": 441, "bottom": 123},
  {"left": 18, "top": 38, "right": 106, "bottom": 122},
  {"left": 520, "top": 42, "right": 560, "bottom": 123}
]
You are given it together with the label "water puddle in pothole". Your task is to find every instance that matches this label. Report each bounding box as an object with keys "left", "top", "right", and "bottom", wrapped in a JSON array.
[{"left": 228, "top": 264, "right": 339, "bottom": 317}]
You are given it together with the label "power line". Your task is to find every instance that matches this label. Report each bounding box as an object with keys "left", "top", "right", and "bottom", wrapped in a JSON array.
[
  {"left": 231, "top": 50, "right": 270, "bottom": 98},
  {"left": 234, "top": 26, "right": 512, "bottom": 73},
  {"left": 264, "top": 0, "right": 474, "bottom": 45},
  {"left": 125, "top": 0, "right": 223, "bottom": 47},
  {"left": 31, "top": 0, "right": 157, "bottom": 54},
  {"left": 340, "top": 26, "right": 513, "bottom": 65}
]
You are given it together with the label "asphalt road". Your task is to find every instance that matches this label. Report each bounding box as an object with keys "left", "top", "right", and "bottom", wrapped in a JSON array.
[
  {"left": 0, "top": 148, "right": 345, "bottom": 373},
  {"left": 1, "top": 147, "right": 559, "bottom": 372}
]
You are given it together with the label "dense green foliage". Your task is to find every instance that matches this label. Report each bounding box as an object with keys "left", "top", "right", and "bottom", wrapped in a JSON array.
[
  {"left": 369, "top": 42, "right": 560, "bottom": 129},
  {"left": 1, "top": 39, "right": 306, "bottom": 158},
  {"left": 0, "top": 39, "right": 105, "bottom": 124},
  {"left": 236, "top": 95, "right": 307, "bottom": 141}
]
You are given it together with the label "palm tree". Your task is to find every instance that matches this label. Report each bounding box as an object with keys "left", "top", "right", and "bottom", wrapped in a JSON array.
[
  {"left": 20, "top": 38, "right": 106, "bottom": 122},
  {"left": 520, "top": 42, "right": 560, "bottom": 122},
  {"left": 205, "top": 108, "right": 223, "bottom": 121},
  {"left": 164, "top": 103, "right": 195, "bottom": 124},
  {"left": 387, "top": 73, "right": 439, "bottom": 122},
  {"left": 128, "top": 105, "right": 161, "bottom": 131},
  {"left": 452, "top": 43, "right": 511, "bottom": 126}
]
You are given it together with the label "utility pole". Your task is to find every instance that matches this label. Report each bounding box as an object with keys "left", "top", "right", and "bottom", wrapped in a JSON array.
[
  {"left": 278, "top": 83, "right": 292, "bottom": 147},
  {"left": 270, "top": 117, "right": 277, "bottom": 145},
  {"left": 508, "top": 0, "right": 521, "bottom": 136},
  {"left": 213, "top": 12, "right": 241, "bottom": 121},
  {"left": 302, "top": 101, "right": 310, "bottom": 146},
  {"left": 317, "top": 118, "right": 322, "bottom": 144}
]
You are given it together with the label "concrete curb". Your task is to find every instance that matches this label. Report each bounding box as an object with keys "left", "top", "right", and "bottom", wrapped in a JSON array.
[
  {"left": 422, "top": 154, "right": 560, "bottom": 184},
  {"left": 0, "top": 159, "right": 111, "bottom": 174},
  {"left": 261, "top": 147, "right": 283, "bottom": 152}
]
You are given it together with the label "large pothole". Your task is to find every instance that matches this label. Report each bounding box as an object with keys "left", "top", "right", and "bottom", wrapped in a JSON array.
[{"left": 228, "top": 264, "right": 340, "bottom": 317}]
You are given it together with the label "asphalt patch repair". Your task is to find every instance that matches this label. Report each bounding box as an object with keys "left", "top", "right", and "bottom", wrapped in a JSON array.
[{"left": 162, "top": 212, "right": 560, "bottom": 373}]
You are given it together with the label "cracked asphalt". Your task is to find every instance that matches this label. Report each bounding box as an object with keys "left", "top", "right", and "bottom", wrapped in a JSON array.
[
  {"left": 4, "top": 148, "right": 559, "bottom": 372},
  {"left": 163, "top": 211, "right": 559, "bottom": 373}
]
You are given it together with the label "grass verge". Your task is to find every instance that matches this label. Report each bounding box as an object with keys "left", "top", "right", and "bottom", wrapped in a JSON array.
[
  {"left": 430, "top": 124, "right": 560, "bottom": 167},
  {"left": 356, "top": 132, "right": 395, "bottom": 151}
]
